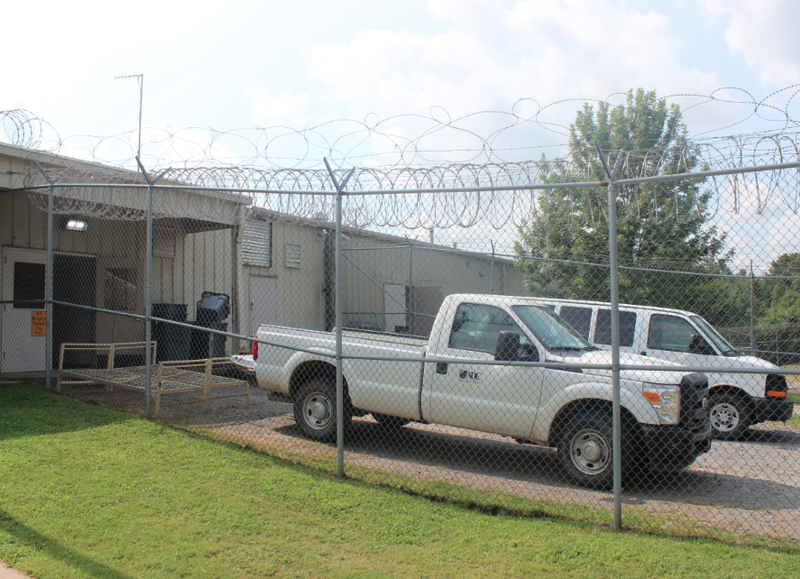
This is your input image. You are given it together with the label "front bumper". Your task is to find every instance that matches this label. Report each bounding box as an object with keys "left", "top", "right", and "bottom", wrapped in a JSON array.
[
  {"left": 752, "top": 396, "right": 794, "bottom": 424},
  {"left": 641, "top": 418, "right": 713, "bottom": 472}
]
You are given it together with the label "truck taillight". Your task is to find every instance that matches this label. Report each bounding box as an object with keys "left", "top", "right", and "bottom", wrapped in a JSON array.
[{"left": 252, "top": 339, "right": 258, "bottom": 361}]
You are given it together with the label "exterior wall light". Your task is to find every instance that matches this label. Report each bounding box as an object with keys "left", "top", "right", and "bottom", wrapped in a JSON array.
[{"left": 59, "top": 217, "right": 88, "bottom": 232}]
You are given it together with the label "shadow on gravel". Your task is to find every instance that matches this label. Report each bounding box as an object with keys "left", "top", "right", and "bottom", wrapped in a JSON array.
[{"left": 735, "top": 427, "right": 800, "bottom": 447}]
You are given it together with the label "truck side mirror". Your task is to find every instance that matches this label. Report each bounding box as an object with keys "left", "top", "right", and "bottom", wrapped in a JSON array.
[
  {"left": 496, "top": 331, "right": 540, "bottom": 362},
  {"left": 495, "top": 331, "right": 540, "bottom": 362},
  {"left": 495, "top": 331, "right": 519, "bottom": 361},
  {"left": 521, "top": 343, "right": 539, "bottom": 362},
  {"left": 688, "top": 334, "right": 714, "bottom": 355}
]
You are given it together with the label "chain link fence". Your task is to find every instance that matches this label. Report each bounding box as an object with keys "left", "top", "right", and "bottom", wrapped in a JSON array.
[{"left": 1, "top": 150, "right": 799, "bottom": 547}]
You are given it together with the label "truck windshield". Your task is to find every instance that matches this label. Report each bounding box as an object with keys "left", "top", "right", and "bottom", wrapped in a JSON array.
[
  {"left": 512, "top": 305, "right": 593, "bottom": 351},
  {"left": 690, "top": 315, "right": 737, "bottom": 355}
]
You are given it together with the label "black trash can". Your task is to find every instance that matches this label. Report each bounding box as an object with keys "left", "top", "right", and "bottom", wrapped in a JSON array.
[
  {"left": 152, "top": 303, "right": 190, "bottom": 361},
  {"left": 196, "top": 292, "right": 230, "bottom": 325},
  {"left": 154, "top": 323, "right": 191, "bottom": 362},
  {"left": 190, "top": 322, "right": 228, "bottom": 359},
  {"left": 152, "top": 303, "right": 188, "bottom": 321}
]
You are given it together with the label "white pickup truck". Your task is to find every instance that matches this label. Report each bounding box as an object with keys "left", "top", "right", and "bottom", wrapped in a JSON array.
[{"left": 251, "top": 294, "right": 712, "bottom": 488}]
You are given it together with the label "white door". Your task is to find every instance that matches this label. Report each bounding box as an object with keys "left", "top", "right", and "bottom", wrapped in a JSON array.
[
  {"left": 2, "top": 248, "right": 47, "bottom": 373},
  {"left": 249, "top": 276, "right": 278, "bottom": 334},
  {"left": 421, "top": 302, "right": 544, "bottom": 439}
]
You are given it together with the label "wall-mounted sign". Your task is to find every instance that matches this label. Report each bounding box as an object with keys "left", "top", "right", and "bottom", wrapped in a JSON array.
[{"left": 31, "top": 311, "right": 46, "bottom": 337}]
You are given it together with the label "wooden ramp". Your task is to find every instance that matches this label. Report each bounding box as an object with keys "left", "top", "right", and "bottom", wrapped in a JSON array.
[{"left": 56, "top": 342, "right": 249, "bottom": 415}]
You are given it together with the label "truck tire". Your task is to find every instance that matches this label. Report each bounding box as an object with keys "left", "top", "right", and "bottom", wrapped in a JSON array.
[
  {"left": 293, "top": 378, "right": 349, "bottom": 442},
  {"left": 708, "top": 392, "right": 750, "bottom": 440},
  {"left": 556, "top": 414, "right": 617, "bottom": 489},
  {"left": 371, "top": 413, "right": 412, "bottom": 429}
]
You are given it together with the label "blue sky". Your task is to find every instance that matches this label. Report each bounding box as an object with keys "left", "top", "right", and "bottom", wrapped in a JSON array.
[{"left": 2, "top": 0, "right": 798, "bottom": 167}]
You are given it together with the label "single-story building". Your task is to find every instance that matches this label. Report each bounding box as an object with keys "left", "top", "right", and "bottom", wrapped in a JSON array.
[
  {"left": 1, "top": 142, "right": 529, "bottom": 377},
  {"left": 0, "top": 143, "right": 249, "bottom": 374},
  {"left": 239, "top": 207, "right": 529, "bottom": 338}
]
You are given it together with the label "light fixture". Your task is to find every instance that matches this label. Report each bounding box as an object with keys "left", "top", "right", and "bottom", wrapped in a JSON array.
[
  {"left": 59, "top": 216, "right": 88, "bottom": 232},
  {"left": 66, "top": 219, "right": 88, "bottom": 231}
]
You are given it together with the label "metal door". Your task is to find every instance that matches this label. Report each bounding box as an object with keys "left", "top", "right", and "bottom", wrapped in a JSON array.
[
  {"left": 249, "top": 275, "right": 278, "bottom": 334},
  {"left": 2, "top": 248, "right": 47, "bottom": 373}
]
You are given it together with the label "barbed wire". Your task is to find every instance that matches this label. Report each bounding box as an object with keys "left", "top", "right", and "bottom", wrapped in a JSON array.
[
  {"left": 4, "top": 86, "right": 800, "bottom": 267},
  {"left": 4, "top": 85, "right": 799, "bottom": 169}
]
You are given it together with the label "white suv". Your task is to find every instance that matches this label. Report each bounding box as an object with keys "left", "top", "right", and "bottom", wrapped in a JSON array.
[{"left": 527, "top": 297, "right": 794, "bottom": 439}]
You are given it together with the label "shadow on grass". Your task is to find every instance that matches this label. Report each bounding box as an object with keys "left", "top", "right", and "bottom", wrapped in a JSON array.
[
  {"left": 0, "top": 384, "right": 135, "bottom": 441},
  {"left": 0, "top": 509, "right": 134, "bottom": 579}
]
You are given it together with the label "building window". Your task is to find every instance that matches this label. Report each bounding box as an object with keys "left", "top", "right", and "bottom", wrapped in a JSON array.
[
  {"left": 285, "top": 244, "right": 300, "bottom": 268},
  {"left": 13, "top": 262, "right": 45, "bottom": 310}
]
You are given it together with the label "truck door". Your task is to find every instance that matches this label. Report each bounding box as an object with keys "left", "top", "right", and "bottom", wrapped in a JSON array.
[{"left": 421, "top": 302, "right": 544, "bottom": 440}]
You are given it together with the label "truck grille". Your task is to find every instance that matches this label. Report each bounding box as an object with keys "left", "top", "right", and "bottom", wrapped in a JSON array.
[{"left": 679, "top": 372, "right": 710, "bottom": 430}]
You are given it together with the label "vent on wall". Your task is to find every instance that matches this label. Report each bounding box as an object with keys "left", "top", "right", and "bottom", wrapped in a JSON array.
[
  {"left": 285, "top": 243, "right": 300, "bottom": 268},
  {"left": 242, "top": 221, "right": 272, "bottom": 268},
  {"left": 153, "top": 227, "right": 176, "bottom": 258}
]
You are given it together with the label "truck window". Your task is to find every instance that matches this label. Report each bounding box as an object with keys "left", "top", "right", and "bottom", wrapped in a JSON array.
[
  {"left": 449, "top": 303, "right": 525, "bottom": 353},
  {"left": 560, "top": 306, "right": 592, "bottom": 339},
  {"left": 648, "top": 314, "right": 709, "bottom": 352},
  {"left": 594, "top": 309, "right": 637, "bottom": 347}
]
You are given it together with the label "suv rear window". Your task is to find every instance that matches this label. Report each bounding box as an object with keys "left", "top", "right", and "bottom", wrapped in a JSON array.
[{"left": 594, "top": 309, "right": 637, "bottom": 347}]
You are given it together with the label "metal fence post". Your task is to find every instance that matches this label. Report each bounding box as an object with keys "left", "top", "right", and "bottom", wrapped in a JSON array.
[
  {"left": 407, "top": 237, "right": 414, "bottom": 335},
  {"left": 324, "top": 158, "right": 354, "bottom": 479},
  {"left": 136, "top": 159, "right": 167, "bottom": 418},
  {"left": 750, "top": 262, "right": 756, "bottom": 355},
  {"left": 597, "top": 144, "right": 624, "bottom": 532},
  {"left": 490, "top": 240, "right": 495, "bottom": 294},
  {"left": 32, "top": 161, "right": 71, "bottom": 390}
]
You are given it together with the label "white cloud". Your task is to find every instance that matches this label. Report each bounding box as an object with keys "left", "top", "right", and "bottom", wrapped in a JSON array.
[
  {"left": 245, "top": 87, "right": 310, "bottom": 126},
  {"left": 303, "top": 0, "right": 719, "bottom": 127},
  {"left": 703, "top": 0, "right": 800, "bottom": 87}
]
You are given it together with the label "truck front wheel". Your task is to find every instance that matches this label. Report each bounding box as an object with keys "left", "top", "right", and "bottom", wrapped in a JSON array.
[
  {"left": 557, "top": 415, "right": 616, "bottom": 489},
  {"left": 293, "top": 379, "right": 349, "bottom": 442},
  {"left": 708, "top": 392, "right": 750, "bottom": 440}
]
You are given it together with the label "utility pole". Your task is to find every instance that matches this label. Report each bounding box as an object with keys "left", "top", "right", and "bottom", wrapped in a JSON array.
[{"left": 115, "top": 73, "right": 144, "bottom": 160}]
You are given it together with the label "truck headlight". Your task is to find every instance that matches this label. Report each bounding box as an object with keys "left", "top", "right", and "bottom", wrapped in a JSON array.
[{"left": 643, "top": 383, "right": 681, "bottom": 425}]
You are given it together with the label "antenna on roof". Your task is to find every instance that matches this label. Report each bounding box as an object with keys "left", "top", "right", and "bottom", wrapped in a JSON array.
[{"left": 115, "top": 73, "right": 144, "bottom": 162}]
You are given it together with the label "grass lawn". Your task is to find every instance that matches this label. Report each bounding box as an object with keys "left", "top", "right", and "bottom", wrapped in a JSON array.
[{"left": 1, "top": 385, "right": 798, "bottom": 579}]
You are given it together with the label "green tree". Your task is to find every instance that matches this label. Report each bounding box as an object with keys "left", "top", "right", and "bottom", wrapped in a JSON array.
[
  {"left": 515, "top": 88, "right": 732, "bottom": 311},
  {"left": 759, "top": 253, "right": 800, "bottom": 324}
]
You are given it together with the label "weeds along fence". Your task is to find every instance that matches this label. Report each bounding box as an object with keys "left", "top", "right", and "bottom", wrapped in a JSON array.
[{"left": 1, "top": 151, "right": 800, "bottom": 545}]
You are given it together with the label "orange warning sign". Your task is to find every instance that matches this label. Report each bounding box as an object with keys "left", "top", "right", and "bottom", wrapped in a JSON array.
[{"left": 31, "top": 311, "right": 46, "bottom": 337}]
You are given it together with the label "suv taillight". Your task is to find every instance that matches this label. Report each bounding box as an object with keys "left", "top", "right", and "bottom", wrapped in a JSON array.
[{"left": 252, "top": 338, "right": 258, "bottom": 361}]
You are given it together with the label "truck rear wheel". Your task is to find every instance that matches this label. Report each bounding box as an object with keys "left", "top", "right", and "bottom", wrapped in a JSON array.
[
  {"left": 293, "top": 379, "right": 349, "bottom": 442},
  {"left": 708, "top": 392, "right": 750, "bottom": 440},
  {"left": 557, "top": 414, "right": 616, "bottom": 489}
]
